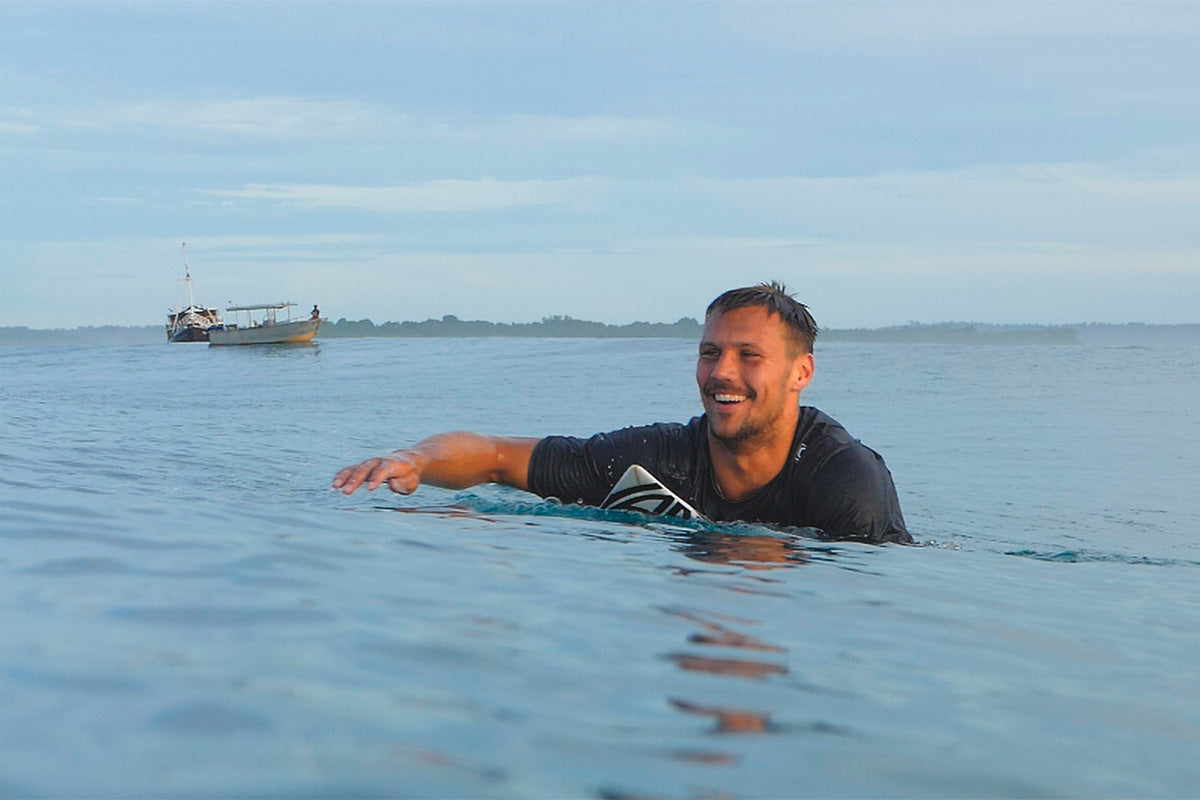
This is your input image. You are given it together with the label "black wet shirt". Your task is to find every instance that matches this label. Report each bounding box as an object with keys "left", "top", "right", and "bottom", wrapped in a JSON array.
[{"left": 527, "top": 408, "right": 910, "bottom": 544}]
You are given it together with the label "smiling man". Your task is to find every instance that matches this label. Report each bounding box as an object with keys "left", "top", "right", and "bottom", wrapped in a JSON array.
[{"left": 333, "top": 282, "right": 910, "bottom": 544}]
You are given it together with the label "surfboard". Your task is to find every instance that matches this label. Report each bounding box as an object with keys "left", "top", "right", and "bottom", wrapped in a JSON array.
[{"left": 600, "top": 464, "right": 704, "bottom": 520}]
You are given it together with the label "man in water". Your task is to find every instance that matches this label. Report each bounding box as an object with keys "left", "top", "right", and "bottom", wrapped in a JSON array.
[{"left": 333, "top": 282, "right": 910, "bottom": 544}]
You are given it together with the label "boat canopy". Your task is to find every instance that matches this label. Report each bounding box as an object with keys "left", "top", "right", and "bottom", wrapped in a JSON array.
[
  {"left": 168, "top": 304, "right": 220, "bottom": 314},
  {"left": 225, "top": 302, "right": 297, "bottom": 312}
]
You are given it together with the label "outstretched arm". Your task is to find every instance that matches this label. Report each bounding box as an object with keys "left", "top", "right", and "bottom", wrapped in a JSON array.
[{"left": 331, "top": 432, "right": 539, "bottom": 496}]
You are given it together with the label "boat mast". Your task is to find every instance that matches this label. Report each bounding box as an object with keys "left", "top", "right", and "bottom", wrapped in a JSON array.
[{"left": 182, "top": 242, "right": 195, "bottom": 310}]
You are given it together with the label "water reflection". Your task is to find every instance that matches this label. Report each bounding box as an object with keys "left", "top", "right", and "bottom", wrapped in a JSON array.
[
  {"left": 660, "top": 606, "right": 787, "bottom": 739},
  {"left": 667, "top": 653, "right": 788, "bottom": 680},
  {"left": 668, "top": 697, "right": 774, "bottom": 734},
  {"left": 382, "top": 505, "right": 801, "bottom": 748},
  {"left": 383, "top": 503, "right": 801, "bottom": 745},
  {"left": 207, "top": 341, "right": 321, "bottom": 359},
  {"left": 665, "top": 607, "right": 785, "bottom": 653},
  {"left": 669, "top": 529, "right": 809, "bottom": 569}
]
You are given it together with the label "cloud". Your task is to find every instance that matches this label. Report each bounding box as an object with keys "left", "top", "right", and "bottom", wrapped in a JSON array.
[
  {"left": 0, "top": 121, "right": 36, "bottom": 135},
  {"left": 72, "top": 97, "right": 406, "bottom": 140},
  {"left": 198, "top": 160, "right": 1200, "bottom": 256},
  {"left": 617, "top": 235, "right": 820, "bottom": 254},
  {"left": 172, "top": 233, "right": 386, "bottom": 250},
  {"left": 665, "top": 162, "right": 1200, "bottom": 249},
  {"left": 0, "top": 107, "right": 37, "bottom": 135},
  {"left": 209, "top": 177, "right": 611, "bottom": 213},
  {"left": 722, "top": 2, "right": 1200, "bottom": 50},
  {"left": 431, "top": 113, "right": 678, "bottom": 145},
  {"left": 35, "top": 93, "right": 678, "bottom": 148}
]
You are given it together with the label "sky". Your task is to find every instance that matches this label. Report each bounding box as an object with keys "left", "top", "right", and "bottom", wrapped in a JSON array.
[{"left": 1, "top": 1, "right": 1198, "bottom": 329}]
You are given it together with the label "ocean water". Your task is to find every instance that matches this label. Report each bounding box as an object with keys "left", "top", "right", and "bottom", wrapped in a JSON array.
[{"left": 1, "top": 336, "right": 1198, "bottom": 798}]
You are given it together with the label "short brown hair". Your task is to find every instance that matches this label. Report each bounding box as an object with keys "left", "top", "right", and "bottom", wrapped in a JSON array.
[{"left": 706, "top": 281, "right": 818, "bottom": 354}]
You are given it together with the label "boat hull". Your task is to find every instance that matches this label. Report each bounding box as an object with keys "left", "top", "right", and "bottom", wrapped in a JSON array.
[
  {"left": 208, "top": 318, "right": 321, "bottom": 346},
  {"left": 168, "top": 325, "right": 214, "bottom": 343}
]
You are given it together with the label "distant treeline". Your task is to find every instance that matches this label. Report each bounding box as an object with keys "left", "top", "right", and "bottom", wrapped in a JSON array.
[
  {"left": 324, "top": 316, "right": 1086, "bottom": 344},
  {"left": 823, "top": 323, "right": 1080, "bottom": 345},
  {"left": 321, "top": 314, "right": 704, "bottom": 338},
  {"left": 0, "top": 325, "right": 165, "bottom": 346},
  {"left": 3, "top": 319, "right": 1200, "bottom": 347}
]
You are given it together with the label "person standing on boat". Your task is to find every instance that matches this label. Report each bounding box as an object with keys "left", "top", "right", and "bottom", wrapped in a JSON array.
[
  {"left": 311, "top": 305, "right": 320, "bottom": 320},
  {"left": 333, "top": 282, "right": 910, "bottom": 544}
]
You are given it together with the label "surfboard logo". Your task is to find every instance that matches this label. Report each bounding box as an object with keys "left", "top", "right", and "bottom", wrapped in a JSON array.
[{"left": 600, "top": 465, "right": 704, "bottom": 520}]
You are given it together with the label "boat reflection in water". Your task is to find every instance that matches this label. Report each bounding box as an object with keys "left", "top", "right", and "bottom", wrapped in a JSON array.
[{"left": 208, "top": 302, "right": 321, "bottom": 346}]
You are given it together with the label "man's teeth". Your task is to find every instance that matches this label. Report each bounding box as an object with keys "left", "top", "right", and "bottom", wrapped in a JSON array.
[{"left": 714, "top": 393, "right": 746, "bottom": 403}]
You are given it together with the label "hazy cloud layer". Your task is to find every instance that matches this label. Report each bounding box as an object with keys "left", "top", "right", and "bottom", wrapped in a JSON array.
[{"left": 210, "top": 178, "right": 610, "bottom": 214}]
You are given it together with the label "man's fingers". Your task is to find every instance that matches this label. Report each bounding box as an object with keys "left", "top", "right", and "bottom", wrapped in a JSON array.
[
  {"left": 334, "top": 455, "right": 420, "bottom": 495},
  {"left": 365, "top": 461, "right": 392, "bottom": 491},
  {"left": 332, "top": 458, "right": 384, "bottom": 494},
  {"left": 331, "top": 467, "right": 355, "bottom": 488}
]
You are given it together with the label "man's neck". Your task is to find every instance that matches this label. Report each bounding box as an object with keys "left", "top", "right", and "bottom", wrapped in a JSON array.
[{"left": 706, "top": 414, "right": 799, "bottom": 502}]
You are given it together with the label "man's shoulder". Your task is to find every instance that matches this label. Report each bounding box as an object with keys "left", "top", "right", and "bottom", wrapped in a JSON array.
[
  {"left": 627, "top": 417, "right": 704, "bottom": 436},
  {"left": 788, "top": 407, "right": 910, "bottom": 543},
  {"left": 584, "top": 417, "right": 703, "bottom": 446},
  {"left": 793, "top": 406, "right": 895, "bottom": 479},
  {"left": 794, "top": 407, "right": 869, "bottom": 461},
  {"left": 532, "top": 418, "right": 704, "bottom": 469}
]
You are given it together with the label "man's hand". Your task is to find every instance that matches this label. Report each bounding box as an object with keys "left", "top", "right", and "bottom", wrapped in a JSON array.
[
  {"left": 332, "top": 433, "right": 537, "bottom": 497},
  {"left": 332, "top": 452, "right": 424, "bottom": 495}
]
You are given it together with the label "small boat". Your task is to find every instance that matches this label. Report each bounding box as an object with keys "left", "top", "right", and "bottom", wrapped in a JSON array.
[
  {"left": 208, "top": 302, "right": 321, "bottom": 346},
  {"left": 166, "top": 244, "right": 224, "bottom": 342}
]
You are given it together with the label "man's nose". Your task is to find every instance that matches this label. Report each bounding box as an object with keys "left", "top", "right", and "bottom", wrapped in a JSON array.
[{"left": 711, "top": 350, "right": 738, "bottom": 380}]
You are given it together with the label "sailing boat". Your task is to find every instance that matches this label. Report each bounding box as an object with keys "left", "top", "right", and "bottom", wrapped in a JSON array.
[{"left": 166, "top": 243, "right": 224, "bottom": 342}]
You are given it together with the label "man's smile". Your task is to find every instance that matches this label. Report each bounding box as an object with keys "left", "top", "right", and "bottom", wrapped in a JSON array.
[{"left": 704, "top": 382, "right": 754, "bottom": 406}]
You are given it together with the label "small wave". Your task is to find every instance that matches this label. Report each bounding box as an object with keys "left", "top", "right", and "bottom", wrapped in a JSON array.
[
  {"left": 916, "top": 539, "right": 965, "bottom": 550},
  {"left": 1005, "top": 548, "right": 1200, "bottom": 567},
  {"left": 445, "top": 489, "right": 840, "bottom": 544},
  {"left": 446, "top": 490, "right": 715, "bottom": 530}
]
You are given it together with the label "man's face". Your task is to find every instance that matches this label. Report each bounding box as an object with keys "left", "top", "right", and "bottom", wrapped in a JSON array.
[{"left": 696, "top": 306, "right": 813, "bottom": 450}]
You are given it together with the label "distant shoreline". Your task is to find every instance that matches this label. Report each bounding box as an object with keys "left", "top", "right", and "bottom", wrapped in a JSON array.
[{"left": 3, "top": 317, "right": 1199, "bottom": 346}]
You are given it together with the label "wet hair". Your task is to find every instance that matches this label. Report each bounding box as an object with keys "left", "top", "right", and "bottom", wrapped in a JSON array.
[{"left": 705, "top": 281, "right": 819, "bottom": 354}]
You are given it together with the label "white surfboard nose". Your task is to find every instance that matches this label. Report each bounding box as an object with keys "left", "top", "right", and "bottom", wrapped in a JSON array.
[{"left": 600, "top": 464, "right": 704, "bottom": 520}]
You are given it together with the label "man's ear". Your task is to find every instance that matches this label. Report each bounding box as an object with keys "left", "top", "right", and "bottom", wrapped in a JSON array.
[{"left": 792, "top": 352, "right": 814, "bottom": 393}]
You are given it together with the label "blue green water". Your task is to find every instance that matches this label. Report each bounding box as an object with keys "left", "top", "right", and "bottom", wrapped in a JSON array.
[{"left": 1, "top": 338, "right": 1198, "bottom": 797}]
